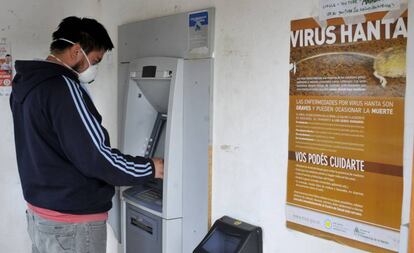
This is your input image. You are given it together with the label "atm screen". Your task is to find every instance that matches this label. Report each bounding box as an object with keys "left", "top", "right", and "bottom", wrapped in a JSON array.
[
  {"left": 152, "top": 122, "right": 166, "bottom": 158},
  {"left": 144, "top": 113, "right": 167, "bottom": 191},
  {"left": 146, "top": 113, "right": 167, "bottom": 159}
]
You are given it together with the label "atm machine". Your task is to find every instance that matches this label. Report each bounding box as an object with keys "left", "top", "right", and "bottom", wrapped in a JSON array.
[{"left": 110, "top": 9, "right": 215, "bottom": 253}]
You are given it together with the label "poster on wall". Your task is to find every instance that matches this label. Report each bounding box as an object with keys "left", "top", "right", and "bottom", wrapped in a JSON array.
[
  {"left": 286, "top": 6, "right": 407, "bottom": 253},
  {"left": 0, "top": 38, "right": 12, "bottom": 96}
]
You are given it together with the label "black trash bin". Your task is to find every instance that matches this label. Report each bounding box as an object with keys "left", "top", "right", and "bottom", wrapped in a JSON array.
[{"left": 193, "top": 216, "right": 262, "bottom": 253}]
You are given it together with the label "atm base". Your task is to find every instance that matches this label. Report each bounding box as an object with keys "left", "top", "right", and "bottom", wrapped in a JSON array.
[{"left": 125, "top": 203, "right": 162, "bottom": 253}]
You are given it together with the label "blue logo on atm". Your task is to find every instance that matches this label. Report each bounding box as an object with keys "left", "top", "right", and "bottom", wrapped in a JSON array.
[{"left": 189, "top": 11, "right": 209, "bottom": 30}]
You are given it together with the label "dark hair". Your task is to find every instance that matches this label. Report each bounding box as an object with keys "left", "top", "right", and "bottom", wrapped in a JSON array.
[{"left": 50, "top": 16, "right": 114, "bottom": 54}]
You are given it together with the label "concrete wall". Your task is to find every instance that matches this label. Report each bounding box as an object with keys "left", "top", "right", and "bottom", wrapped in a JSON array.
[{"left": 0, "top": 0, "right": 412, "bottom": 252}]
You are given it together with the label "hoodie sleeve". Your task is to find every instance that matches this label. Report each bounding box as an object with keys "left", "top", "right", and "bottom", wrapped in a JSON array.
[{"left": 46, "top": 75, "right": 155, "bottom": 186}]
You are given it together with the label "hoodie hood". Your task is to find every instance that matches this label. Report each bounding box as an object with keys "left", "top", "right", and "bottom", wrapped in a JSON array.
[{"left": 12, "top": 60, "right": 78, "bottom": 103}]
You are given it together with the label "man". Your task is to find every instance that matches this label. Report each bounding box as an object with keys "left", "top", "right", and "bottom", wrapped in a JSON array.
[
  {"left": 10, "top": 16, "right": 164, "bottom": 253},
  {"left": 1, "top": 54, "right": 12, "bottom": 74}
]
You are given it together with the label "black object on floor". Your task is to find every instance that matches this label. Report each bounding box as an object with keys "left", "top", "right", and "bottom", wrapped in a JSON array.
[{"left": 193, "top": 216, "right": 262, "bottom": 253}]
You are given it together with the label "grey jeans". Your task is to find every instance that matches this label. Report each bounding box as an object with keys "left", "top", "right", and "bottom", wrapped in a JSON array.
[{"left": 26, "top": 209, "right": 107, "bottom": 253}]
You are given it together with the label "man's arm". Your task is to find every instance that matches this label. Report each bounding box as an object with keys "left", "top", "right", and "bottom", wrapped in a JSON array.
[{"left": 47, "top": 76, "right": 163, "bottom": 185}]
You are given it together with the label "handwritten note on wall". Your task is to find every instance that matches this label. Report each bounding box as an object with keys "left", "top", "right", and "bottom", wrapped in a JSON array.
[{"left": 320, "top": 0, "right": 401, "bottom": 20}]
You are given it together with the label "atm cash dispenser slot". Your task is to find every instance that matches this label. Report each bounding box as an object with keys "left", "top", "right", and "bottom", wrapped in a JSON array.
[
  {"left": 130, "top": 216, "right": 153, "bottom": 235},
  {"left": 126, "top": 204, "right": 162, "bottom": 252}
]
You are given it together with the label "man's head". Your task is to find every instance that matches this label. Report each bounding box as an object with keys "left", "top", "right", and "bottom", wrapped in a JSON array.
[
  {"left": 5, "top": 54, "right": 11, "bottom": 64},
  {"left": 50, "top": 16, "right": 114, "bottom": 78}
]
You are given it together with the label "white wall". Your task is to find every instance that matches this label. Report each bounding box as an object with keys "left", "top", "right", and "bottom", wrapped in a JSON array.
[{"left": 0, "top": 0, "right": 412, "bottom": 252}]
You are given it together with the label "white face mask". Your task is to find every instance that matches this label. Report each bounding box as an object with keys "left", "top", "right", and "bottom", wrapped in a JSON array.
[
  {"left": 78, "top": 48, "right": 98, "bottom": 84},
  {"left": 51, "top": 38, "right": 99, "bottom": 84}
]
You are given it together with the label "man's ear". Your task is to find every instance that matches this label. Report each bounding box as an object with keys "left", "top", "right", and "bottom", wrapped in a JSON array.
[{"left": 69, "top": 43, "right": 82, "bottom": 61}]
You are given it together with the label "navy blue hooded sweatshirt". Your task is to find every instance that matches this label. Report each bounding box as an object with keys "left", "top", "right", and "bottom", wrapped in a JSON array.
[{"left": 10, "top": 60, "right": 154, "bottom": 214}]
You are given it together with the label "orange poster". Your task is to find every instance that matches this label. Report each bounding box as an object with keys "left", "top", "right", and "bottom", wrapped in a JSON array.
[
  {"left": 286, "top": 9, "right": 407, "bottom": 253},
  {"left": 0, "top": 39, "right": 12, "bottom": 96}
]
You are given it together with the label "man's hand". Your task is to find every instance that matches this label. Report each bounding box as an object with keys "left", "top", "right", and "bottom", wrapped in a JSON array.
[{"left": 152, "top": 158, "right": 164, "bottom": 179}]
